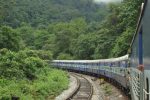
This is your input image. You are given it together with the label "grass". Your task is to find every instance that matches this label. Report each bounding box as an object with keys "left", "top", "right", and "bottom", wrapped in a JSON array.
[
  {"left": 99, "top": 78, "right": 112, "bottom": 96},
  {"left": 0, "top": 68, "right": 69, "bottom": 100},
  {"left": 102, "top": 83, "right": 112, "bottom": 96},
  {"left": 103, "top": 84, "right": 112, "bottom": 95}
]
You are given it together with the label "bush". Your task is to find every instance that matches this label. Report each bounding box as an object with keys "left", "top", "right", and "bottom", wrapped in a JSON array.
[
  {"left": 19, "top": 49, "right": 53, "bottom": 60},
  {"left": 0, "top": 49, "right": 24, "bottom": 79},
  {"left": 36, "top": 50, "right": 53, "bottom": 60},
  {"left": 57, "top": 53, "right": 74, "bottom": 60},
  {"left": 0, "top": 49, "right": 49, "bottom": 80},
  {"left": 0, "top": 48, "right": 69, "bottom": 99},
  {"left": 0, "top": 48, "right": 9, "bottom": 55},
  {"left": 0, "top": 69, "right": 69, "bottom": 100},
  {"left": 23, "top": 57, "right": 47, "bottom": 80}
]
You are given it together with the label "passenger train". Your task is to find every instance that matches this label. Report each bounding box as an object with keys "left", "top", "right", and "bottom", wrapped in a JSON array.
[{"left": 51, "top": 0, "right": 150, "bottom": 100}]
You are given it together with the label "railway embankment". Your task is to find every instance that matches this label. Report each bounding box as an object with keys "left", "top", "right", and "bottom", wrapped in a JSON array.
[
  {"left": 56, "top": 72, "right": 129, "bottom": 100},
  {"left": 55, "top": 74, "right": 79, "bottom": 100}
]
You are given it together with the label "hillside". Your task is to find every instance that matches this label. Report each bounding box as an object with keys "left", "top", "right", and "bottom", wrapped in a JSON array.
[
  {"left": 0, "top": 0, "right": 108, "bottom": 28},
  {"left": 0, "top": 0, "right": 143, "bottom": 60}
]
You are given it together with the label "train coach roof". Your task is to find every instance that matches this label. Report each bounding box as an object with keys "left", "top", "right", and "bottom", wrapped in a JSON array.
[{"left": 52, "top": 55, "right": 128, "bottom": 63}]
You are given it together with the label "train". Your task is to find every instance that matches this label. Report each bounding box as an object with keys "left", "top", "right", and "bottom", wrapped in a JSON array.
[{"left": 51, "top": 0, "right": 150, "bottom": 100}]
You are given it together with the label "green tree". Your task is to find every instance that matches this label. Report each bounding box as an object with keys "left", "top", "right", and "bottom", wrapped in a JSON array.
[
  {"left": 0, "top": 0, "right": 15, "bottom": 24},
  {"left": 57, "top": 53, "right": 74, "bottom": 60},
  {"left": 70, "top": 34, "right": 95, "bottom": 59},
  {"left": 0, "top": 26, "right": 22, "bottom": 51},
  {"left": 110, "top": 27, "right": 134, "bottom": 57},
  {"left": 16, "top": 25, "right": 35, "bottom": 49}
]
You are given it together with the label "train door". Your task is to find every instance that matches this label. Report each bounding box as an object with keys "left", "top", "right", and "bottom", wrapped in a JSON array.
[{"left": 142, "top": 0, "right": 150, "bottom": 99}]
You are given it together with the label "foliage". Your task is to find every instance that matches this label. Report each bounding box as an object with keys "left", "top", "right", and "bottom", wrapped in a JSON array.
[
  {"left": 21, "top": 49, "right": 53, "bottom": 60},
  {"left": 111, "top": 27, "right": 134, "bottom": 57},
  {"left": 0, "top": 69, "right": 69, "bottom": 100},
  {"left": 108, "top": 0, "right": 143, "bottom": 57},
  {"left": 0, "top": 0, "right": 143, "bottom": 59},
  {"left": 57, "top": 53, "right": 74, "bottom": 60},
  {"left": 0, "top": 26, "right": 22, "bottom": 51},
  {"left": 36, "top": 50, "right": 53, "bottom": 60},
  {"left": 49, "top": 18, "right": 88, "bottom": 58},
  {"left": 0, "top": 48, "right": 69, "bottom": 99},
  {"left": 0, "top": 49, "right": 24, "bottom": 79},
  {"left": 0, "top": 0, "right": 108, "bottom": 28},
  {"left": 103, "top": 84, "right": 112, "bottom": 96},
  {"left": 0, "top": 49, "right": 53, "bottom": 80},
  {"left": 70, "top": 34, "right": 96, "bottom": 59},
  {"left": 0, "top": 0, "right": 15, "bottom": 24}
]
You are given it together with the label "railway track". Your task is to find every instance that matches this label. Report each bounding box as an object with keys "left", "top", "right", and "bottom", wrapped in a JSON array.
[{"left": 67, "top": 73, "right": 93, "bottom": 100}]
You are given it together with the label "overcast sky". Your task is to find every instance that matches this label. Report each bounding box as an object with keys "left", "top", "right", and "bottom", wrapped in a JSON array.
[{"left": 93, "top": 0, "right": 122, "bottom": 3}]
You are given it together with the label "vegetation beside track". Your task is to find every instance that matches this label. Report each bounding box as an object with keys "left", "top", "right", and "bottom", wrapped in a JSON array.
[{"left": 0, "top": 49, "right": 69, "bottom": 100}]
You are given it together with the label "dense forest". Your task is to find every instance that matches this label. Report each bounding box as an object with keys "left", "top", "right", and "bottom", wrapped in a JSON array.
[
  {"left": 0, "top": 0, "right": 143, "bottom": 99},
  {"left": 0, "top": 0, "right": 143, "bottom": 60}
]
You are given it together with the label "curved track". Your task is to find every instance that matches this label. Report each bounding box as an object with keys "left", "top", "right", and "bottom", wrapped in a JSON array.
[{"left": 67, "top": 73, "right": 93, "bottom": 100}]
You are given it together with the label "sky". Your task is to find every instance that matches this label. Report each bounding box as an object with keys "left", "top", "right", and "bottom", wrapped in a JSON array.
[{"left": 93, "top": 0, "right": 122, "bottom": 3}]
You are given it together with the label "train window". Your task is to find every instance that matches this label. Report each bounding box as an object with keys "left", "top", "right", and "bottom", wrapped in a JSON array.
[
  {"left": 146, "top": 78, "right": 149, "bottom": 100},
  {"left": 117, "top": 62, "right": 119, "bottom": 67}
]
